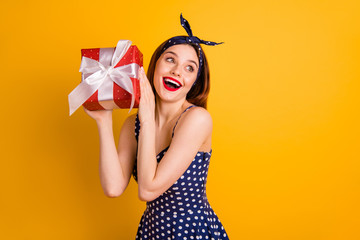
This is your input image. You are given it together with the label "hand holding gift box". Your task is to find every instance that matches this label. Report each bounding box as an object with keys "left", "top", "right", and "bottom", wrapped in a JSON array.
[{"left": 68, "top": 40, "right": 143, "bottom": 116}]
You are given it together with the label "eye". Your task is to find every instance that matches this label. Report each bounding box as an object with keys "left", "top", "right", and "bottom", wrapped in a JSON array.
[
  {"left": 186, "top": 65, "right": 194, "bottom": 72},
  {"left": 166, "top": 57, "right": 175, "bottom": 63}
]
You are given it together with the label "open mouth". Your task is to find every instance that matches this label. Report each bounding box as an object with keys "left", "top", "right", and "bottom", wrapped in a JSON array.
[{"left": 163, "top": 77, "right": 182, "bottom": 92}]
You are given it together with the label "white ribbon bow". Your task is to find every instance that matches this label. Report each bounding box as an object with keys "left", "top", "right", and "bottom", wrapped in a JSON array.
[{"left": 68, "top": 40, "right": 140, "bottom": 116}]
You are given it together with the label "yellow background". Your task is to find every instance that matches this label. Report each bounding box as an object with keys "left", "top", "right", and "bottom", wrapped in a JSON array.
[{"left": 1, "top": 0, "right": 359, "bottom": 239}]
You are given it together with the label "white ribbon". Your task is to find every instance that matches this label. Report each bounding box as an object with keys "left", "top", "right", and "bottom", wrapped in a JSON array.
[{"left": 68, "top": 40, "right": 139, "bottom": 116}]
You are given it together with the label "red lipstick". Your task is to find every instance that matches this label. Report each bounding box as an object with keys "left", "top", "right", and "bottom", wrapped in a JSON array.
[{"left": 163, "top": 77, "right": 182, "bottom": 92}]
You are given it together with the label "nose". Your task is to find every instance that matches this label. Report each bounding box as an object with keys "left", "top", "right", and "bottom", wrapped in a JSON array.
[{"left": 170, "top": 65, "right": 181, "bottom": 77}]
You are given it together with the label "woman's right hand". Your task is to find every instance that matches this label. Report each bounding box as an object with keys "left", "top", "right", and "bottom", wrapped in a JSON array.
[
  {"left": 138, "top": 67, "right": 155, "bottom": 125},
  {"left": 83, "top": 107, "right": 113, "bottom": 123}
]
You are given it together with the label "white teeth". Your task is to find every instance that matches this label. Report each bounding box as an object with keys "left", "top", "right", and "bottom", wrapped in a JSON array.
[{"left": 164, "top": 78, "right": 181, "bottom": 87}]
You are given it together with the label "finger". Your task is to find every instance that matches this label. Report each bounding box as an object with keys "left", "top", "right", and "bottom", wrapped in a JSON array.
[
  {"left": 139, "top": 67, "right": 149, "bottom": 88},
  {"left": 139, "top": 73, "right": 145, "bottom": 99},
  {"left": 140, "top": 67, "right": 149, "bottom": 85},
  {"left": 140, "top": 68, "right": 150, "bottom": 99},
  {"left": 138, "top": 67, "right": 144, "bottom": 83},
  {"left": 142, "top": 68, "right": 153, "bottom": 97}
]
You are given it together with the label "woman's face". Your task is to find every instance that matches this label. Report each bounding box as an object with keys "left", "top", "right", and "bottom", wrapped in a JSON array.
[{"left": 153, "top": 44, "right": 199, "bottom": 103}]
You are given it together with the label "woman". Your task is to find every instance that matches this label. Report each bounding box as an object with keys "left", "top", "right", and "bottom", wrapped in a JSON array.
[{"left": 85, "top": 14, "right": 229, "bottom": 240}]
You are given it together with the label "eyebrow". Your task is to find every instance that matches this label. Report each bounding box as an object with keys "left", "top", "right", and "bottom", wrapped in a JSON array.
[{"left": 165, "top": 51, "right": 199, "bottom": 68}]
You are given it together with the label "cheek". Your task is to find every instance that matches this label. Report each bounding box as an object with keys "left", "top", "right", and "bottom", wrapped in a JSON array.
[
  {"left": 152, "top": 68, "right": 163, "bottom": 94},
  {"left": 156, "top": 61, "right": 170, "bottom": 74},
  {"left": 153, "top": 67, "right": 162, "bottom": 84},
  {"left": 184, "top": 75, "right": 197, "bottom": 87},
  {"left": 153, "top": 62, "right": 165, "bottom": 80}
]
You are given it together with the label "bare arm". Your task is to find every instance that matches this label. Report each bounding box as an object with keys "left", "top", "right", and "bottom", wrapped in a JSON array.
[
  {"left": 85, "top": 108, "right": 136, "bottom": 197},
  {"left": 138, "top": 108, "right": 212, "bottom": 202}
]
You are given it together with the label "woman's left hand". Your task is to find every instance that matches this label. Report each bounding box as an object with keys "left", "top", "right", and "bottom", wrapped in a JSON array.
[{"left": 138, "top": 67, "right": 155, "bottom": 125}]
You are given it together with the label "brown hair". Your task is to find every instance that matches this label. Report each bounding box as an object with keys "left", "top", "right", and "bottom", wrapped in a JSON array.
[{"left": 147, "top": 37, "right": 210, "bottom": 109}]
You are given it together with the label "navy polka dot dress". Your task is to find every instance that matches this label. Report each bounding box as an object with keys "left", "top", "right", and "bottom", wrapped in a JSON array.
[{"left": 133, "top": 105, "right": 229, "bottom": 240}]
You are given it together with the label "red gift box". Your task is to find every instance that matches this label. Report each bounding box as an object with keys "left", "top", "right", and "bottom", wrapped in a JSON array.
[{"left": 68, "top": 40, "right": 143, "bottom": 116}]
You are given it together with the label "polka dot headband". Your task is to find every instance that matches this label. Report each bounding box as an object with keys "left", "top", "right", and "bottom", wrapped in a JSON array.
[{"left": 161, "top": 13, "right": 224, "bottom": 81}]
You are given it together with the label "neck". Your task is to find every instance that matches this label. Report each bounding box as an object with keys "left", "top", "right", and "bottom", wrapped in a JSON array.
[{"left": 155, "top": 97, "right": 190, "bottom": 128}]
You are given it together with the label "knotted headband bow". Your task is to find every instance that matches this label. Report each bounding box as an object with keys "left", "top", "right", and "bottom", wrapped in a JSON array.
[{"left": 161, "top": 14, "right": 224, "bottom": 80}]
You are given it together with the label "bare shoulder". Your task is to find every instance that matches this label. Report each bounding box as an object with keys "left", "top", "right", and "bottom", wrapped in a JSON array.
[
  {"left": 186, "top": 106, "right": 212, "bottom": 124},
  {"left": 118, "top": 113, "right": 138, "bottom": 150},
  {"left": 121, "top": 113, "right": 137, "bottom": 132},
  {"left": 176, "top": 107, "right": 213, "bottom": 134},
  {"left": 125, "top": 113, "right": 137, "bottom": 125}
]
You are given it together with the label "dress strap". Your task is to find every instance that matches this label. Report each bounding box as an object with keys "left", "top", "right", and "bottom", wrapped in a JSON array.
[
  {"left": 135, "top": 113, "right": 140, "bottom": 142},
  {"left": 172, "top": 105, "right": 197, "bottom": 138}
]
